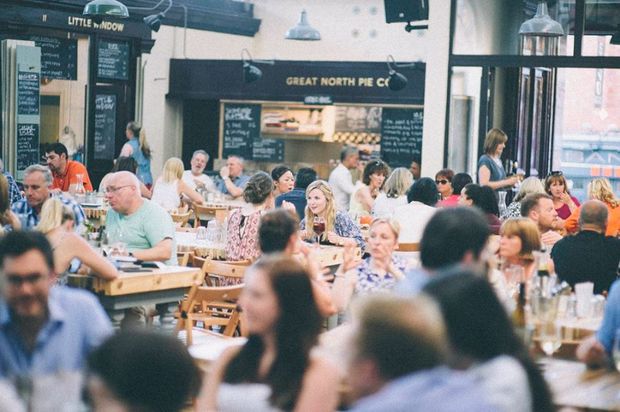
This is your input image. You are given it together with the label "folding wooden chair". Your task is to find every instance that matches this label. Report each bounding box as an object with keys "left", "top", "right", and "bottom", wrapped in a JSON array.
[
  {"left": 192, "top": 255, "right": 250, "bottom": 286},
  {"left": 175, "top": 283, "right": 245, "bottom": 346},
  {"left": 170, "top": 210, "right": 193, "bottom": 228},
  {"left": 177, "top": 251, "right": 191, "bottom": 267},
  {"left": 193, "top": 204, "right": 229, "bottom": 228}
]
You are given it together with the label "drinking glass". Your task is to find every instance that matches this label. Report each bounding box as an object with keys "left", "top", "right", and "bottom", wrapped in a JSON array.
[
  {"left": 539, "top": 321, "right": 562, "bottom": 356},
  {"left": 613, "top": 330, "right": 620, "bottom": 370},
  {"left": 101, "top": 231, "right": 112, "bottom": 257},
  {"left": 196, "top": 226, "right": 208, "bottom": 242},
  {"left": 504, "top": 265, "right": 524, "bottom": 298},
  {"left": 312, "top": 216, "right": 326, "bottom": 245}
]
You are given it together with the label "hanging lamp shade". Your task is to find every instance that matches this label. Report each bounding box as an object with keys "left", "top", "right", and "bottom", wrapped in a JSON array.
[
  {"left": 83, "top": 0, "right": 129, "bottom": 18},
  {"left": 519, "top": 1, "right": 563, "bottom": 37},
  {"left": 285, "top": 10, "right": 321, "bottom": 40}
]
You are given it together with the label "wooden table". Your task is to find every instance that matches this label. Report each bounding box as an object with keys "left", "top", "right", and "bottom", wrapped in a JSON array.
[
  {"left": 297, "top": 245, "right": 362, "bottom": 268},
  {"left": 69, "top": 266, "right": 202, "bottom": 329},
  {"left": 544, "top": 358, "right": 620, "bottom": 411}
]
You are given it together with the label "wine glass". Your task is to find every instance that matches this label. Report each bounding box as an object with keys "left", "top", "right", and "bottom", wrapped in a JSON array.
[
  {"left": 504, "top": 265, "right": 524, "bottom": 299},
  {"left": 612, "top": 330, "right": 620, "bottom": 370},
  {"left": 539, "top": 321, "right": 562, "bottom": 357},
  {"left": 312, "top": 216, "right": 326, "bottom": 245}
]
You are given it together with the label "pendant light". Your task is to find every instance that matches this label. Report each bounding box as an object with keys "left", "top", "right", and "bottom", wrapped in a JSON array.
[
  {"left": 285, "top": 10, "right": 321, "bottom": 41},
  {"left": 83, "top": 0, "right": 129, "bottom": 19},
  {"left": 518, "top": 1, "right": 564, "bottom": 37}
]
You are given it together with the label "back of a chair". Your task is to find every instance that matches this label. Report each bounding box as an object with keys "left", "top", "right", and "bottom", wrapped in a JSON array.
[
  {"left": 397, "top": 242, "right": 420, "bottom": 252},
  {"left": 177, "top": 252, "right": 191, "bottom": 267},
  {"left": 170, "top": 211, "right": 192, "bottom": 227},
  {"left": 192, "top": 256, "right": 250, "bottom": 286},
  {"left": 193, "top": 204, "right": 229, "bottom": 227}
]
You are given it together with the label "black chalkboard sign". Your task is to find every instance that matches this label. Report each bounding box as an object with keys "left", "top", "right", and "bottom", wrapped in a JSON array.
[
  {"left": 222, "top": 104, "right": 260, "bottom": 160},
  {"left": 97, "top": 40, "right": 129, "bottom": 81},
  {"left": 30, "top": 36, "right": 78, "bottom": 80},
  {"left": 94, "top": 94, "right": 117, "bottom": 160},
  {"left": 380, "top": 108, "right": 424, "bottom": 168},
  {"left": 335, "top": 106, "right": 382, "bottom": 133},
  {"left": 17, "top": 72, "right": 39, "bottom": 116},
  {"left": 16, "top": 123, "right": 39, "bottom": 171},
  {"left": 252, "top": 138, "right": 284, "bottom": 162}
]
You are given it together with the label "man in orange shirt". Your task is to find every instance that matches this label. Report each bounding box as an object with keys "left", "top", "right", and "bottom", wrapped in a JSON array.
[{"left": 45, "top": 143, "right": 93, "bottom": 192}]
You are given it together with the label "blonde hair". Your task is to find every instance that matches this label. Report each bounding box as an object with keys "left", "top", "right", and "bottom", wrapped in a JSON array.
[
  {"left": 304, "top": 180, "right": 336, "bottom": 240},
  {"left": 370, "top": 217, "right": 400, "bottom": 239},
  {"left": 588, "top": 178, "right": 619, "bottom": 208},
  {"left": 483, "top": 128, "right": 508, "bottom": 155},
  {"left": 37, "top": 198, "right": 74, "bottom": 234},
  {"left": 500, "top": 218, "right": 541, "bottom": 262},
  {"left": 161, "top": 157, "right": 184, "bottom": 183},
  {"left": 514, "top": 177, "right": 545, "bottom": 202},
  {"left": 0, "top": 174, "right": 10, "bottom": 226},
  {"left": 383, "top": 168, "right": 413, "bottom": 199}
]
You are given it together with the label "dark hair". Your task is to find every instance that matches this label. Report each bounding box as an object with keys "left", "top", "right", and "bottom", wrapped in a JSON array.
[
  {"left": 464, "top": 184, "right": 499, "bottom": 216},
  {"left": 223, "top": 256, "right": 322, "bottom": 410},
  {"left": 451, "top": 173, "right": 473, "bottom": 195},
  {"left": 295, "top": 168, "right": 317, "bottom": 190},
  {"left": 243, "top": 172, "right": 274, "bottom": 204},
  {"left": 435, "top": 169, "right": 454, "bottom": 181},
  {"left": 362, "top": 160, "right": 389, "bottom": 186},
  {"left": 259, "top": 209, "right": 300, "bottom": 253},
  {"left": 423, "top": 270, "right": 554, "bottom": 412},
  {"left": 112, "top": 156, "right": 138, "bottom": 174},
  {"left": 0, "top": 230, "right": 55, "bottom": 271},
  {"left": 271, "top": 165, "right": 293, "bottom": 183},
  {"left": 520, "top": 193, "right": 552, "bottom": 218},
  {"left": 407, "top": 177, "right": 438, "bottom": 206},
  {"left": 45, "top": 142, "right": 69, "bottom": 159},
  {"left": 87, "top": 331, "right": 201, "bottom": 412},
  {"left": 420, "top": 208, "right": 490, "bottom": 270}
]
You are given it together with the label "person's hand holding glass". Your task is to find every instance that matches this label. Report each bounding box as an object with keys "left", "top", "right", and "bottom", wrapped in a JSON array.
[{"left": 312, "top": 216, "right": 326, "bottom": 245}]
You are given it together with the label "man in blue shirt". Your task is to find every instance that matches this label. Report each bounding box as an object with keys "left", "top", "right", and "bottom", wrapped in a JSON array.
[
  {"left": 0, "top": 158, "right": 23, "bottom": 205},
  {"left": 0, "top": 230, "right": 112, "bottom": 379},
  {"left": 275, "top": 167, "right": 317, "bottom": 219},
  {"left": 216, "top": 156, "right": 250, "bottom": 199},
  {"left": 11, "top": 164, "right": 85, "bottom": 229}
]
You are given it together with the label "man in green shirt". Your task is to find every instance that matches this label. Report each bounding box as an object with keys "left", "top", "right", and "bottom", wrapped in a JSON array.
[{"left": 104, "top": 171, "right": 177, "bottom": 265}]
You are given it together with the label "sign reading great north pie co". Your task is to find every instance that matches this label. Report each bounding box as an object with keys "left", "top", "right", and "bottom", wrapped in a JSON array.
[{"left": 169, "top": 60, "right": 425, "bottom": 105}]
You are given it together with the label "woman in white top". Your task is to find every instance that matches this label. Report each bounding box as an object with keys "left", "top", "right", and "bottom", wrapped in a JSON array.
[
  {"left": 372, "top": 167, "right": 413, "bottom": 218},
  {"left": 393, "top": 178, "right": 438, "bottom": 243},
  {"left": 37, "top": 198, "right": 117, "bottom": 282},
  {"left": 151, "top": 157, "right": 203, "bottom": 210},
  {"left": 198, "top": 256, "right": 340, "bottom": 412},
  {"left": 349, "top": 160, "right": 389, "bottom": 217}
]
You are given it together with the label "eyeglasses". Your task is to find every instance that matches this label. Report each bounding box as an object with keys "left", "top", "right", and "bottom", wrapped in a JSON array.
[
  {"left": 6, "top": 273, "right": 46, "bottom": 287},
  {"left": 550, "top": 171, "right": 563, "bottom": 176},
  {"left": 104, "top": 185, "right": 133, "bottom": 194},
  {"left": 435, "top": 179, "right": 449, "bottom": 185}
]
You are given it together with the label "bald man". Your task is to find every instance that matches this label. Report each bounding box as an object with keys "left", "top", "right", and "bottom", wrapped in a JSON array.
[
  {"left": 552, "top": 200, "right": 620, "bottom": 294},
  {"left": 104, "top": 172, "right": 177, "bottom": 265}
]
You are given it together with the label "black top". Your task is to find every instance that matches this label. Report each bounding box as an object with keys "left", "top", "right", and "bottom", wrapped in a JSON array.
[
  {"left": 551, "top": 230, "right": 620, "bottom": 294},
  {"left": 275, "top": 189, "right": 306, "bottom": 220}
]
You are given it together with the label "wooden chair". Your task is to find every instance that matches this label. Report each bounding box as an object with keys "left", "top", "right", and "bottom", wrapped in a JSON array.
[
  {"left": 192, "top": 255, "right": 250, "bottom": 286},
  {"left": 193, "top": 204, "right": 229, "bottom": 227},
  {"left": 170, "top": 211, "right": 193, "bottom": 228},
  {"left": 175, "top": 283, "right": 245, "bottom": 346},
  {"left": 397, "top": 243, "right": 420, "bottom": 252},
  {"left": 177, "top": 252, "right": 191, "bottom": 267}
]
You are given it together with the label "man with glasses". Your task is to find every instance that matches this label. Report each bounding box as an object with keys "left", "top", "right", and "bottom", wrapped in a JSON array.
[
  {"left": 0, "top": 231, "right": 112, "bottom": 401},
  {"left": 104, "top": 171, "right": 177, "bottom": 265},
  {"left": 11, "top": 165, "right": 85, "bottom": 229},
  {"left": 45, "top": 143, "right": 93, "bottom": 192}
]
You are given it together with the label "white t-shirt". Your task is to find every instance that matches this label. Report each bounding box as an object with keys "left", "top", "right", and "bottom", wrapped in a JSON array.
[
  {"left": 182, "top": 170, "right": 216, "bottom": 193},
  {"left": 372, "top": 193, "right": 408, "bottom": 218},
  {"left": 328, "top": 164, "right": 356, "bottom": 211},
  {"left": 393, "top": 201, "right": 437, "bottom": 243}
]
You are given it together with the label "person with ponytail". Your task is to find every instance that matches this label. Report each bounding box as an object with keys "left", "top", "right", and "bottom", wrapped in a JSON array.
[{"left": 120, "top": 121, "right": 153, "bottom": 188}]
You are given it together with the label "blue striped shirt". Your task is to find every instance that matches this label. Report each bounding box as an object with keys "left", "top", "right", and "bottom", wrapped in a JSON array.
[
  {"left": 11, "top": 195, "right": 85, "bottom": 229},
  {"left": 3, "top": 172, "right": 23, "bottom": 205}
]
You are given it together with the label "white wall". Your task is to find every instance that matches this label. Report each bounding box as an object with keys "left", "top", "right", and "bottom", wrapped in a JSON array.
[{"left": 141, "top": 0, "right": 450, "bottom": 178}]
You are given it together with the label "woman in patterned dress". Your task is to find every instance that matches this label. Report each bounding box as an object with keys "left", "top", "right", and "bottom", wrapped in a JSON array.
[{"left": 330, "top": 218, "right": 405, "bottom": 312}]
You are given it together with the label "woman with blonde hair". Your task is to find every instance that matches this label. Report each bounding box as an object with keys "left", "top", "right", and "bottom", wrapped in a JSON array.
[
  {"left": 0, "top": 174, "right": 20, "bottom": 234},
  {"left": 501, "top": 177, "right": 545, "bottom": 221},
  {"left": 331, "top": 218, "right": 406, "bottom": 311},
  {"left": 565, "top": 178, "right": 620, "bottom": 237},
  {"left": 371, "top": 167, "right": 413, "bottom": 218},
  {"left": 478, "top": 128, "right": 519, "bottom": 191},
  {"left": 37, "top": 198, "right": 117, "bottom": 282},
  {"left": 300, "top": 180, "right": 365, "bottom": 251},
  {"left": 151, "top": 157, "right": 203, "bottom": 210},
  {"left": 120, "top": 121, "right": 153, "bottom": 187}
]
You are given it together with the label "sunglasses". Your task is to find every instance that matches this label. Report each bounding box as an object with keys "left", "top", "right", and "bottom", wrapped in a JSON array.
[
  {"left": 550, "top": 171, "right": 563, "bottom": 176},
  {"left": 435, "top": 179, "right": 449, "bottom": 185}
]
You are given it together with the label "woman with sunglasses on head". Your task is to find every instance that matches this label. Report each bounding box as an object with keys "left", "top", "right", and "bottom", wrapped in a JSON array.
[
  {"left": 434, "top": 169, "right": 455, "bottom": 202},
  {"left": 349, "top": 160, "right": 389, "bottom": 217},
  {"left": 478, "top": 128, "right": 520, "bottom": 191},
  {"left": 544, "top": 171, "right": 580, "bottom": 222}
]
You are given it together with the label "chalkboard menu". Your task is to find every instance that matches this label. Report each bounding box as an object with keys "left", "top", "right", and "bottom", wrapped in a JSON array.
[
  {"left": 380, "top": 108, "right": 424, "bottom": 168},
  {"left": 94, "top": 94, "right": 117, "bottom": 160},
  {"left": 30, "top": 36, "right": 78, "bottom": 80},
  {"left": 222, "top": 104, "right": 260, "bottom": 159},
  {"left": 253, "top": 138, "right": 284, "bottom": 162},
  {"left": 16, "top": 123, "right": 39, "bottom": 172},
  {"left": 97, "top": 40, "right": 130, "bottom": 81},
  {"left": 335, "top": 106, "right": 382, "bottom": 133},
  {"left": 17, "top": 72, "right": 39, "bottom": 115}
]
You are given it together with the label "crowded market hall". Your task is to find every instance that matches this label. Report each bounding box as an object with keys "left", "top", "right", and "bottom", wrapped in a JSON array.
[{"left": 1, "top": 0, "right": 620, "bottom": 410}]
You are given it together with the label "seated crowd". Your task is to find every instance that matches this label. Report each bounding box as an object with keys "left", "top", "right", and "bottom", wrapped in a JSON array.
[{"left": 0, "top": 129, "right": 619, "bottom": 411}]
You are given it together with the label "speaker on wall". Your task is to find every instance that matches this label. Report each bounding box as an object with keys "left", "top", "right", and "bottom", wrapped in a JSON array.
[{"left": 384, "top": 0, "right": 429, "bottom": 23}]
